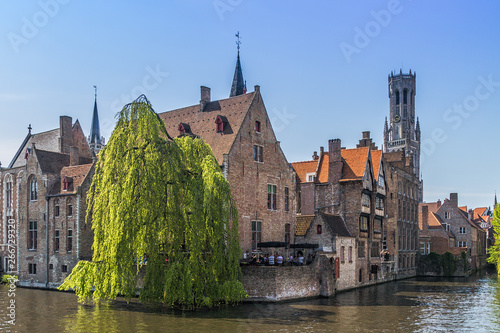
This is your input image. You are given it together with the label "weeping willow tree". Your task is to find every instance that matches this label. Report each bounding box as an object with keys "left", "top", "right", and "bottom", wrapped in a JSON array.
[
  {"left": 488, "top": 204, "right": 500, "bottom": 275},
  {"left": 59, "top": 95, "right": 246, "bottom": 308}
]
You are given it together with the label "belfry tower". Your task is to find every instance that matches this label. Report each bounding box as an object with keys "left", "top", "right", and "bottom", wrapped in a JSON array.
[{"left": 384, "top": 69, "right": 422, "bottom": 199}]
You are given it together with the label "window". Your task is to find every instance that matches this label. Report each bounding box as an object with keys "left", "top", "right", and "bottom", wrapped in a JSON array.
[
  {"left": 251, "top": 221, "right": 261, "bottom": 250},
  {"left": 284, "top": 187, "right": 290, "bottom": 212},
  {"left": 458, "top": 241, "right": 467, "bottom": 247},
  {"left": 55, "top": 199, "right": 60, "bottom": 216},
  {"left": 340, "top": 246, "right": 345, "bottom": 263},
  {"left": 348, "top": 246, "right": 353, "bottom": 263},
  {"left": 215, "top": 116, "right": 225, "bottom": 133},
  {"left": 306, "top": 173, "right": 315, "bottom": 182},
  {"left": 395, "top": 90, "right": 400, "bottom": 105},
  {"left": 317, "top": 225, "right": 322, "bottom": 234},
  {"left": 28, "top": 221, "right": 37, "bottom": 250},
  {"left": 253, "top": 145, "right": 263, "bottom": 162},
  {"left": 28, "top": 263, "right": 36, "bottom": 275},
  {"left": 374, "top": 218, "right": 382, "bottom": 234},
  {"left": 284, "top": 223, "right": 291, "bottom": 245},
  {"left": 362, "top": 193, "right": 370, "bottom": 207},
  {"left": 370, "top": 242, "right": 379, "bottom": 258},
  {"left": 403, "top": 89, "right": 408, "bottom": 104},
  {"left": 376, "top": 197, "right": 384, "bottom": 210},
  {"left": 49, "top": 264, "right": 53, "bottom": 270},
  {"left": 67, "top": 204, "right": 73, "bottom": 216},
  {"left": 378, "top": 176, "right": 384, "bottom": 189},
  {"left": 62, "top": 265, "right": 68, "bottom": 273},
  {"left": 459, "top": 227, "right": 466, "bottom": 234},
  {"left": 5, "top": 177, "right": 12, "bottom": 208},
  {"left": 67, "top": 230, "right": 73, "bottom": 252},
  {"left": 442, "top": 223, "right": 450, "bottom": 231},
  {"left": 358, "top": 241, "right": 365, "bottom": 258},
  {"left": 30, "top": 178, "right": 38, "bottom": 201},
  {"left": 359, "top": 215, "right": 368, "bottom": 232},
  {"left": 55, "top": 230, "right": 60, "bottom": 252},
  {"left": 254, "top": 121, "right": 261, "bottom": 133},
  {"left": 444, "top": 212, "right": 450, "bottom": 219},
  {"left": 267, "top": 185, "right": 277, "bottom": 210},
  {"left": 420, "top": 242, "right": 426, "bottom": 255}
]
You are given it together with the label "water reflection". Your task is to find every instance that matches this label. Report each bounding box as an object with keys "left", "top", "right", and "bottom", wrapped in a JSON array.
[{"left": 0, "top": 269, "right": 498, "bottom": 333}]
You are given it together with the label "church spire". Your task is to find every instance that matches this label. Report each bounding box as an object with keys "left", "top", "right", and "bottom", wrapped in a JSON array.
[
  {"left": 90, "top": 86, "right": 101, "bottom": 145},
  {"left": 88, "top": 86, "right": 104, "bottom": 155},
  {"left": 230, "top": 32, "right": 245, "bottom": 97}
]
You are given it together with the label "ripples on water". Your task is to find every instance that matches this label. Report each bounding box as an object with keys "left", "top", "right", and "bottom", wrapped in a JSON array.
[{"left": 0, "top": 269, "right": 498, "bottom": 332}]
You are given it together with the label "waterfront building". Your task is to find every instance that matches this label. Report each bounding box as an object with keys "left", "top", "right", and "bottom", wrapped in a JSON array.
[
  {"left": 0, "top": 112, "right": 98, "bottom": 287},
  {"left": 419, "top": 193, "right": 487, "bottom": 270},
  {"left": 292, "top": 131, "right": 390, "bottom": 286},
  {"left": 157, "top": 51, "right": 296, "bottom": 256}
]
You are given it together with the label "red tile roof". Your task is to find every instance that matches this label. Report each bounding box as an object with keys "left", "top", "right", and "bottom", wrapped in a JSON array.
[
  {"left": 340, "top": 147, "right": 370, "bottom": 181},
  {"left": 292, "top": 160, "right": 318, "bottom": 183},
  {"left": 158, "top": 92, "right": 256, "bottom": 164},
  {"left": 371, "top": 149, "right": 382, "bottom": 180}
]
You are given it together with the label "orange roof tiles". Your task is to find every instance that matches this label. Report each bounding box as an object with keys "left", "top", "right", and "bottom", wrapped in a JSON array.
[
  {"left": 340, "top": 147, "right": 370, "bottom": 181},
  {"left": 474, "top": 207, "right": 488, "bottom": 216},
  {"left": 296, "top": 215, "right": 314, "bottom": 236},
  {"left": 371, "top": 149, "right": 382, "bottom": 179},
  {"left": 291, "top": 160, "right": 318, "bottom": 183},
  {"left": 60, "top": 164, "right": 93, "bottom": 193}
]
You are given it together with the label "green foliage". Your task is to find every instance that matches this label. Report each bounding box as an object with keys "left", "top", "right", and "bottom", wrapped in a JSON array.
[
  {"left": 442, "top": 251, "right": 457, "bottom": 276},
  {"left": 487, "top": 204, "right": 500, "bottom": 276},
  {"left": 1, "top": 274, "right": 17, "bottom": 284},
  {"left": 59, "top": 95, "right": 246, "bottom": 307}
]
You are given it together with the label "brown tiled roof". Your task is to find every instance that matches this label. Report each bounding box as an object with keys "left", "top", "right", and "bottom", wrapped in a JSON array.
[
  {"left": 36, "top": 149, "right": 70, "bottom": 174},
  {"left": 431, "top": 212, "right": 455, "bottom": 238},
  {"left": 58, "top": 164, "right": 93, "bottom": 193},
  {"left": 296, "top": 215, "right": 314, "bottom": 236},
  {"left": 424, "top": 202, "right": 442, "bottom": 213},
  {"left": 291, "top": 160, "right": 318, "bottom": 183},
  {"left": 459, "top": 206, "right": 467, "bottom": 212},
  {"left": 158, "top": 92, "right": 256, "bottom": 164},
  {"left": 322, "top": 213, "right": 352, "bottom": 237}
]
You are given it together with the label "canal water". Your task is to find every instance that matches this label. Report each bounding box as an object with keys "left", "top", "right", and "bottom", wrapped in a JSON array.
[{"left": 0, "top": 269, "right": 499, "bottom": 332}]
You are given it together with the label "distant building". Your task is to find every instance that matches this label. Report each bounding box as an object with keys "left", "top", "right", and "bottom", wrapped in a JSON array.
[{"left": 419, "top": 193, "right": 487, "bottom": 270}]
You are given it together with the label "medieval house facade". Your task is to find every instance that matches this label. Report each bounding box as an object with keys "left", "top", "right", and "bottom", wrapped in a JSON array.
[{"left": 157, "top": 53, "right": 296, "bottom": 255}]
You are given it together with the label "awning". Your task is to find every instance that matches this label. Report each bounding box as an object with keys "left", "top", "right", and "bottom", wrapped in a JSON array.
[
  {"left": 290, "top": 243, "right": 319, "bottom": 249},
  {"left": 257, "top": 241, "right": 288, "bottom": 248}
]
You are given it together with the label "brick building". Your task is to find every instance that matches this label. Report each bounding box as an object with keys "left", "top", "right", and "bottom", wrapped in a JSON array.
[
  {"left": 0, "top": 109, "right": 99, "bottom": 286},
  {"left": 157, "top": 53, "right": 296, "bottom": 255},
  {"left": 419, "top": 204, "right": 456, "bottom": 255},
  {"left": 419, "top": 193, "right": 487, "bottom": 270},
  {"left": 295, "top": 213, "right": 356, "bottom": 291},
  {"left": 383, "top": 149, "right": 419, "bottom": 278},
  {"left": 292, "top": 132, "right": 387, "bottom": 286}
]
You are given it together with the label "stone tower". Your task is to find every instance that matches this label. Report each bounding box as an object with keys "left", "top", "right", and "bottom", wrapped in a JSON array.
[{"left": 384, "top": 69, "right": 422, "bottom": 200}]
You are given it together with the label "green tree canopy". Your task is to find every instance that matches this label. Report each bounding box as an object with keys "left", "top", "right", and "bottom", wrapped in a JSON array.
[
  {"left": 59, "top": 95, "right": 246, "bottom": 308},
  {"left": 488, "top": 203, "right": 500, "bottom": 275}
]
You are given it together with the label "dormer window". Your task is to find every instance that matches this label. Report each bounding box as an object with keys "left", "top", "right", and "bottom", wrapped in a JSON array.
[
  {"left": 215, "top": 115, "right": 227, "bottom": 133},
  {"left": 254, "top": 121, "right": 261, "bottom": 133},
  {"left": 63, "top": 176, "right": 73, "bottom": 191},
  {"left": 178, "top": 123, "right": 191, "bottom": 136}
]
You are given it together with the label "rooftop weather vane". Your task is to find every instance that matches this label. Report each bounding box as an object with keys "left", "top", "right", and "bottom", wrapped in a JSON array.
[{"left": 235, "top": 31, "right": 241, "bottom": 53}]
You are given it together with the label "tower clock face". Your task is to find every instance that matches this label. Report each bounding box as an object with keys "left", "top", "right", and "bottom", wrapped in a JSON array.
[{"left": 393, "top": 114, "right": 401, "bottom": 123}]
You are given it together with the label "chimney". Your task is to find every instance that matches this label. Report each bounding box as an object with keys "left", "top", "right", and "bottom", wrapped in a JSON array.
[
  {"left": 254, "top": 85, "right": 260, "bottom": 93},
  {"left": 59, "top": 116, "right": 73, "bottom": 154},
  {"left": 200, "top": 86, "right": 211, "bottom": 112},
  {"left": 362, "top": 131, "right": 370, "bottom": 139},
  {"left": 437, "top": 199, "right": 442, "bottom": 208},
  {"left": 70, "top": 146, "right": 79, "bottom": 166},
  {"left": 421, "top": 205, "right": 429, "bottom": 230},
  {"left": 468, "top": 209, "right": 474, "bottom": 220},
  {"left": 312, "top": 151, "right": 318, "bottom": 160},
  {"left": 328, "top": 139, "right": 342, "bottom": 184},
  {"left": 450, "top": 193, "right": 458, "bottom": 207}
]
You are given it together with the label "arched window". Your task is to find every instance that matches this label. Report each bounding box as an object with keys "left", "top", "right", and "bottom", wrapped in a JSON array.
[
  {"left": 54, "top": 198, "right": 60, "bottom": 217},
  {"left": 67, "top": 198, "right": 73, "bottom": 216},
  {"left": 395, "top": 90, "right": 400, "bottom": 105},
  {"left": 403, "top": 89, "right": 408, "bottom": 104},
  {"left": 30, "top": 177, "right": 38, "bottom": 201}
]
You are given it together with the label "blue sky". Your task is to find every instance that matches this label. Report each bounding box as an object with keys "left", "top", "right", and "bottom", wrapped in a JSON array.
[{"left": 1, "top": 1, "right": 499, "bottom": 209}]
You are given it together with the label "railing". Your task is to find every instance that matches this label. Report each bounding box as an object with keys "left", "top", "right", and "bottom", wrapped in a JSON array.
[{"left": 388, "top": 139, "right": 406, "bottom": 148}]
